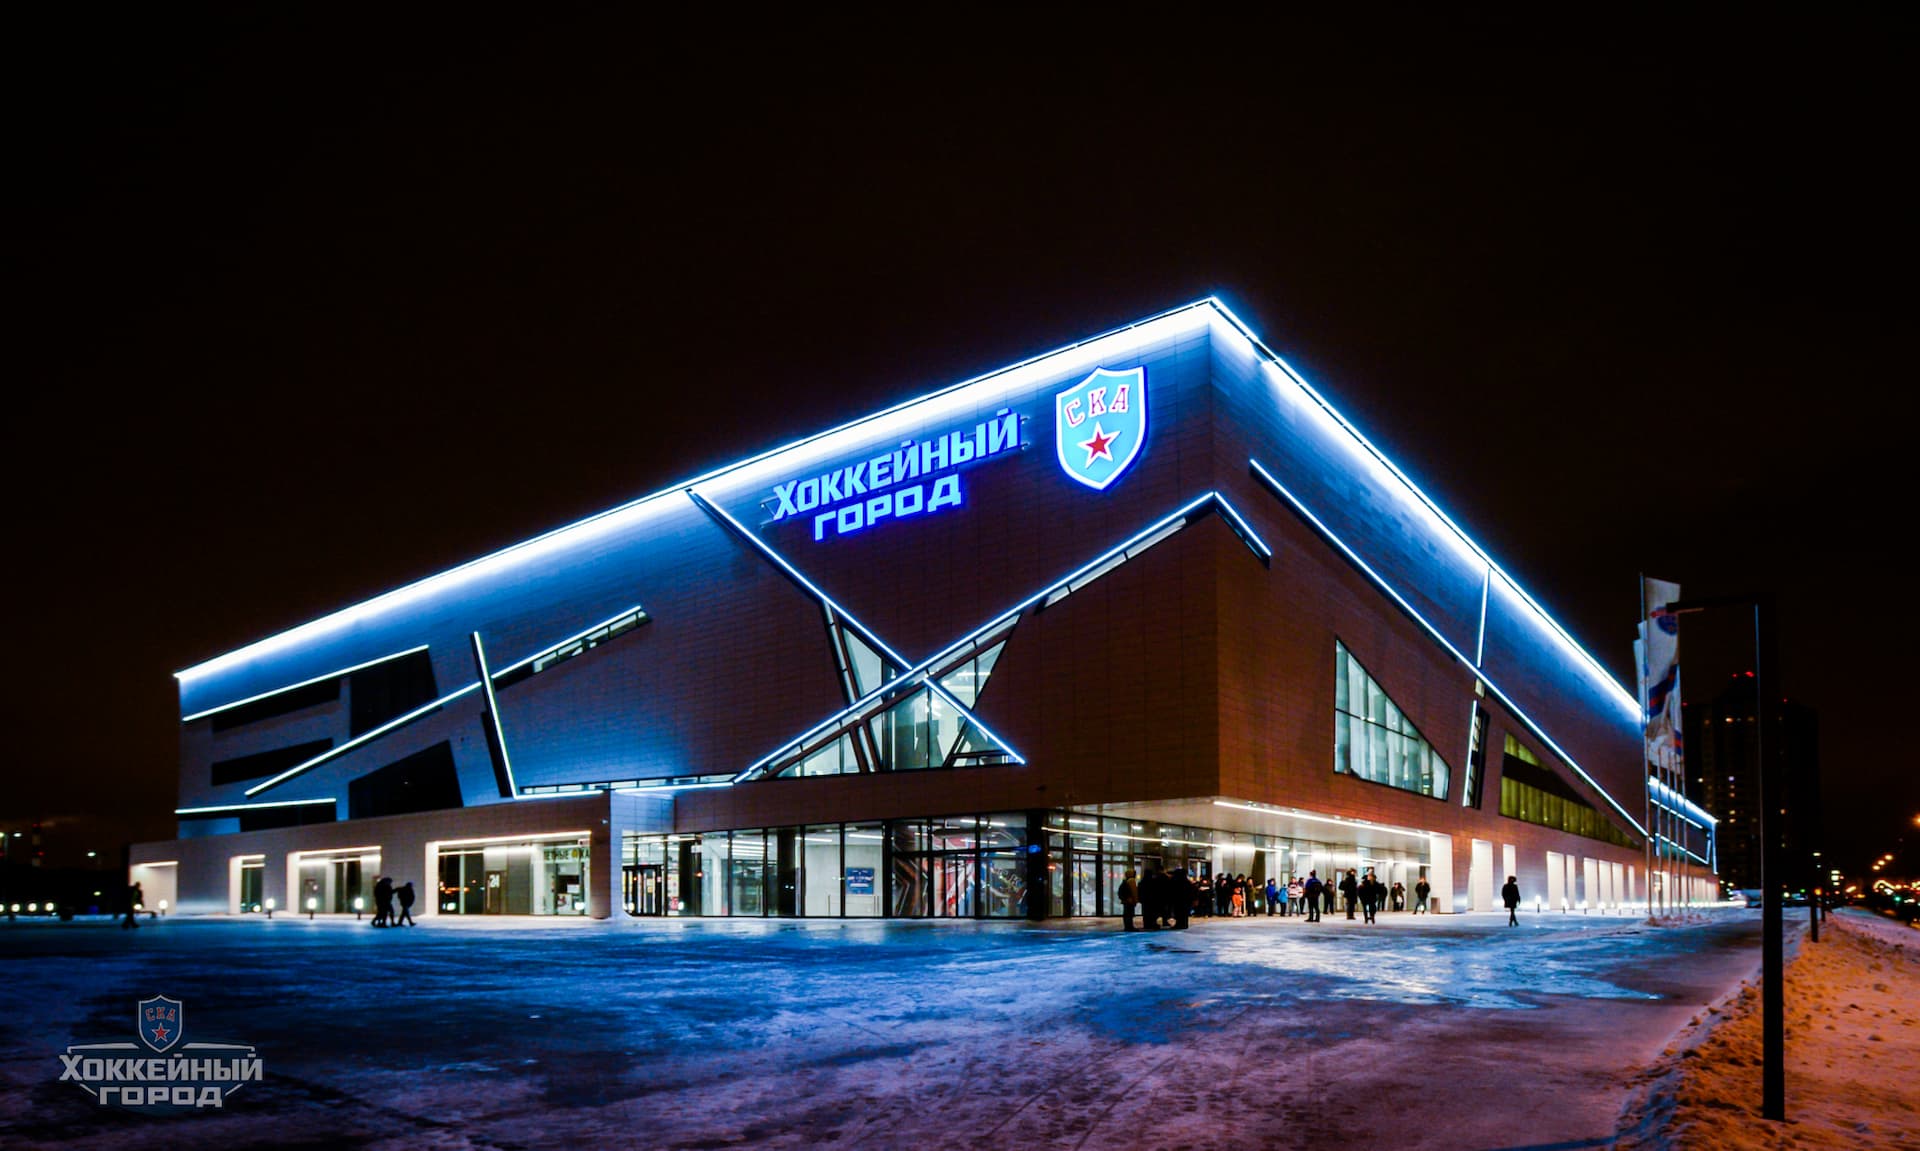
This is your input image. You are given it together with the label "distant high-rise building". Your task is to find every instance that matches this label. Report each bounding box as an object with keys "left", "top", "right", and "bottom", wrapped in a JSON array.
[{"left": 1685, "top": 672, "right": 1819, "bottom": 894}]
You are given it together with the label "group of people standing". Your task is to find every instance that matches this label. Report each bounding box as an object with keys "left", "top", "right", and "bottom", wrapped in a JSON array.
[
  {"left": 1118, "top": 865, "right": 1437, "bottom": 928},
  {"left": 370, "top": 876, "right": 416, "bottom": 927}
]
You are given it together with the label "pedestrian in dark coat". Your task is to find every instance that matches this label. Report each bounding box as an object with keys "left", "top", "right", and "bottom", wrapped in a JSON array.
[
  {"left": 372, "top": 876, "right": 394, "bottom": 928},
  {"left": 396, "top": 881, "right": 417, "bottom": 926},
  {"left": 1264, "top": 878, "right": 1279, "bottom": 916},
  {"left": 1172, "top": 869, "right": 1194, "bottom": 930},
  {"left": 1140, "top": 869, "right": 1162, "bottom": 930},
  {"left": 1303, "top": 872, "right": 1323, "bottom": 922},
  {"left": 1360, "top": 869, "right": 1380, "bottom": 924},
  {"left": 1340, "top": 870, "right": 1359, "bottom": 920},
  {"left": 1502, "top": 876, "right": 1522, "bottom": 926},
  {"left": 1118, "top": 869, "right": 1140, "bottom": 931},
  {"left": 1414, "top": 877, "right": 1432, "bottom": 914},
  {"left": 122, "top": 882, "right": 143, "bottom": 930}
]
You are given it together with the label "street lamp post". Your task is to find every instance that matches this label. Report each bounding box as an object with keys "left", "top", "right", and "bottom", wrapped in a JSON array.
[{"left": 1669, "top": 592, "right": 1787, "bottom": 1121}]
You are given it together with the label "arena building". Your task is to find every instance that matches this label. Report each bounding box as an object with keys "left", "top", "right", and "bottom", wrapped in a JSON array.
[{"left": 131, "top": 299, "right": 1717, "bottom": 921}]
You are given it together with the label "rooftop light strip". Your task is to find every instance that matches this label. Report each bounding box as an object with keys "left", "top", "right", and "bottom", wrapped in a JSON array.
[
  {"left": 243, "top": 682, "right": 481, "bottom": 796},
  {"left": 1207, "top": 298, "right": 1640, "bottom": 718},
  {"left": 1210, "top": 492, "right": 1274, "bottom": 560},
  {"left": 1250, "top": 458, "right": 1648, "bottom": 838},
  {"left": 174, "top": 797, "right": 338, "bottom": 816},
  {"left": 613, "top": 781, "right": 739, "bottom": 795},
  {"left": 432, "top": 830, "right": 593, "bottom": 848},
  {"left": 1211, "top": 799, "right": 1437, "bottom": 843},
  {"left": 471, "top": 632, "right": 518, "bottom": 797},
  {"left": 180, "top": 645, "right": 430, "bottom": 723},
  {"left": 1648, "top": 775, "right": 1718, "bottom": 826},
  {"left": 176, "top": 303, "right": 1215, "bottom": 685},
  {"left": 490, "top": 606, "right": 648, "bottom": 679},
  {"left": 687, "top": 491, "right": 910, "bottom": 669}
]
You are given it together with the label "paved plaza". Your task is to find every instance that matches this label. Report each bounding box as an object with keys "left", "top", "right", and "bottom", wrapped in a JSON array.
[{"left": 0, "top": 909, "right": 1765, "bottom": 1150}]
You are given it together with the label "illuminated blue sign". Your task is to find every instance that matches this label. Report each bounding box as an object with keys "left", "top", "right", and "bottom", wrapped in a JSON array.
[
  {"left": 1055, "top": 366, "right": 1147, "bottom": 490},
  {"left": 765, "top": 410, "right": 1024, "bottom": 541}
]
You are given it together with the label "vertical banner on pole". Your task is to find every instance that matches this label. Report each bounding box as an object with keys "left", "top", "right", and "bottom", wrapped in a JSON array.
[{"left": 1641, "top": 578, "right": 1683, "bottom": 918}]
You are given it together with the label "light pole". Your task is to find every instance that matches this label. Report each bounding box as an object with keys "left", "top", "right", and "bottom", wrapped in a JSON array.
[{"left": 1669, "top": 592, "right": 1789, "bottom": 1121}]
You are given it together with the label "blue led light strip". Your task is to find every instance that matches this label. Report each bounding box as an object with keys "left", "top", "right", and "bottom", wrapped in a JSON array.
[
  {"left": 1648, "top": 775, "right": 1718, "bottom": 827},
  {"left": 175, "top": 798, "right": 338, "bottom": 816},
  {"left": 181, "top": 645, "right": 431, "bottom": 723},
  {"left": 731, "top": 491, "right": 1267, "bottom": 783},
  {"left": 1653, "top": 833, "right": 1711, "bottom": 867},
  {"left": 1250, "top": 457, "right": 1648, "bottom": 838},
  {"left": 490, "top": 605, "right": 648, "bottom": 679},
  {"left": 243, "top": 682, "right": 482, "bottom": 796},
  {"left": 1208, "top": 298, "right": 1640, "bottom": 721},
  {"left": 177, "top": 302, "right": 1217, "bottom": 687},
  {"left": 688, "top": 491, "right": 910, "bottom": 670},
  {"left": 471, "top": 632, "right": 518, "bottom": 798}
]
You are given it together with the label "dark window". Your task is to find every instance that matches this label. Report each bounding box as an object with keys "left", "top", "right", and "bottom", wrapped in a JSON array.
[
  {"left": 492, "top": 609, "right": 648, "bottom": 691},
  {"left": 209, "top": 679, "right": 339, "bottom": 733},
  {"left": 1463, "top": 704, "right": 1489, "bottom": 809},
  {"left": 348, "top": 741, "right": 463, "bottom": 819},
  {"left": 210, "top": 739, "right": 334, "bottom": 786},
  {"left": 349, "top": 650, "right": 438, "bottom": 736}
]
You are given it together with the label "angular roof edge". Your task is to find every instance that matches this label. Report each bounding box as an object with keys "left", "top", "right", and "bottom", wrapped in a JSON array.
[{"left": 178, "top": 297, "right": 1641, "bottom": 731}]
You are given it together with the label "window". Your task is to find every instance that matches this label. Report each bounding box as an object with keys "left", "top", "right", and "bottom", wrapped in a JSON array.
[
  {"left": 1498, "top": 734, "right": 1637, "bottom": 849},
  {"left": 1333, "top": 641, "right": 1450, "bottom": 800},
  {"left": 492, "top": 609, "right": 649, "bottom": 691}
]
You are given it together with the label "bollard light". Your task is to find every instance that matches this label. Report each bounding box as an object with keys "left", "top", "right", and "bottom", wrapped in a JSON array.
[
  {"left": 158, "top": 900, "right": 168, "bottom": 914},
  {"left": 1534, "top": 895, "right": 1542, "bottom": 914},
  {"left": 306, "top": 897, "right": 317, "bottom": 921},
  {"left": 354, "top": 896, "right": 364, "bottom": 921},
  {"left": 265, "top": 897, "right": 276, "bottom": 919},
  {"left": 27, "top": 903, "right": 36, "bottom": 913}
]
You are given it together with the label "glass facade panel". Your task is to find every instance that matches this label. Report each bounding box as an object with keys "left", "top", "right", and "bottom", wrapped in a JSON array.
[
  {"left": 843, "top": 823, "right": 884, "bottom": 917},
  {"left": 435, "top": 839, "right": 588, "bottom": 915},
  {"left": 697, "top": 835, "right": 729, "bottom": 916},
  {"left": 1332, "top": 641, "right": 1450, "bottom": 800}
]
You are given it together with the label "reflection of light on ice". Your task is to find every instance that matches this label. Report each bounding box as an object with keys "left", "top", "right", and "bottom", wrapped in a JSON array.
[{"left": 1212, "top": 936, "right": 1660, "bottom": 1010}]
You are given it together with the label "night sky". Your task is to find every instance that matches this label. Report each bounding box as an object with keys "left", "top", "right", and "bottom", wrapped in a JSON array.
[{"left": 9, "top": 13, "right": 1913, "bottom": 874}]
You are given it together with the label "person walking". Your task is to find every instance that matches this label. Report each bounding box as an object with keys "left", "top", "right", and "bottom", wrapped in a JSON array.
[
  {"left": 372, "top": 876, "right": 393, "bottom": 928},
  {"left": 121, "top": 881, "right": 143, "bottom": 930},
  {"left": 1171, "top": 869, "right": 1193, "bottom": 930},
  {"left": 1321, "top": 874, "right": 1336, "bottom": 917},
  {"left": 1340, "top": 869, "right": 1359, "bottom": 920},
  {"left": 1303, "top": 871, "right": 1322, "bottom": 922},
  {"left": 1287, "top": 877, "right": 1303, "bottom": 917},
  {"left": 1118, "top": 868, "right": 1140, "bottom": 931},
  {"left": 1502, "top": 875, "right": 1521, "bottom": 926},
  {"left": 1360, "top": 869, "right": 1380, "bottom": 924},
  {"left": 1231, "top": 878, "right": 1246, "bottom": 918},
  {"left": 1414, "top": 876, "right": 1431, "bottom": 914},
  {"left": 1141, "top": 867, "right": 1163, "bottom": 930},
  {"left": 1391, "top": 880, "right": 1405, "bottom": 912},
  {"left": 1265, "top": 877, "right": 1280, "bottom": 917},
  {"left": 395, "top": 881, "right": 417, "bottom": 926}
]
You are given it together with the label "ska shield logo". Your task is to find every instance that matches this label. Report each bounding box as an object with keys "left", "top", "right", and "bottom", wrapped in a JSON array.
[
  {"left": 138, "top": 995, "right": 183, "bottom": 1053},
  {"left": 1055, "top": 366, "right": 1146, "bottom": 490}
]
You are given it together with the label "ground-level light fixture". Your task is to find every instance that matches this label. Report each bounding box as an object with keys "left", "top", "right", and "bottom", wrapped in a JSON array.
[
  {"left": 265, "top": 897, "right": 276, "bottom": 919},
  {"left": 354, "top": 896, "right": 364, "bottom": 920},
  {"left": 306, "top": 897, "right": 317, "bottom": 920},
  {"left": 158, "top": 900, "right": 168, "bottom": 914}
]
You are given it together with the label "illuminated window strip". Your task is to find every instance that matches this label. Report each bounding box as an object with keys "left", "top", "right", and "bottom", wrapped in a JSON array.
[
  {"left": 175, "top": 798, "right": 338, "bottom": 816},
  {"left": 243, "top": 682, "right": 481, "bottom": 796},
  {"left": 1475, "top": 567, "right": 1491, "bottom": 667},
  {"left": 490, "top": 605, "right": 649, "bottom": 680},
  {"left": 731, "top": 491, "right": 1265, "bottom": 783},
  {"left": 176, "top": 304, "right": 1216, "bottom": 688},
  {"left": 291, "top": 845, "right": 382, "bottom": 858},
  {"left": 1250, "top": 458, "right": 1648, "bottom": 839},
  {"left": 181, "top": 645, "right": 429, "bottom": 723},
  {"left": 1648, "top": 776, "right": 1718, "bottom": 827},
  {"left": 1045, "top": 825, "right": 1217, "bottom": 849},
  {"left": 1208, "top": 300, "right": 1640, "bottom": 720},
  {"left": 471, "top": 632, "right": 518, "bottom": 798},
  {"left": 433, "top": 830, "right": 592, "bottom": 848},
  {"left": 1211, "top": 799, "right": 1436, "bottom": 844}
]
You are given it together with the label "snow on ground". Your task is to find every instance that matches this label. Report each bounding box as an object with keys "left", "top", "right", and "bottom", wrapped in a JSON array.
[
  {"left": 0, "top": 909, "right": 1767, "bottom": 1150},
  {"left": 1617, "top": 908, "right": 1918, "bottom": 1150}
]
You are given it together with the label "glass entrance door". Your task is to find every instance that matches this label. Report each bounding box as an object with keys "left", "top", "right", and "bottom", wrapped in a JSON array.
[{"left": 624, "top": 864, "right": 666, "bottom": 915}]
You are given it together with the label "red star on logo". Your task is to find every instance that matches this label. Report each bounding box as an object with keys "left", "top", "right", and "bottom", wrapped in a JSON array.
[
  {"left": 151, "top": 1024, "right": 169, "bottom": 1042},
  {"left": 1080, "top": 422, "right": 1119, "bottom": 467}
]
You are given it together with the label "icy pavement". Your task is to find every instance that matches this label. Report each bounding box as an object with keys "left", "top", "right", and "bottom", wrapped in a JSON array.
[{"left": 0, "top": 910, "right": 1765, "bottom": 1150}]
